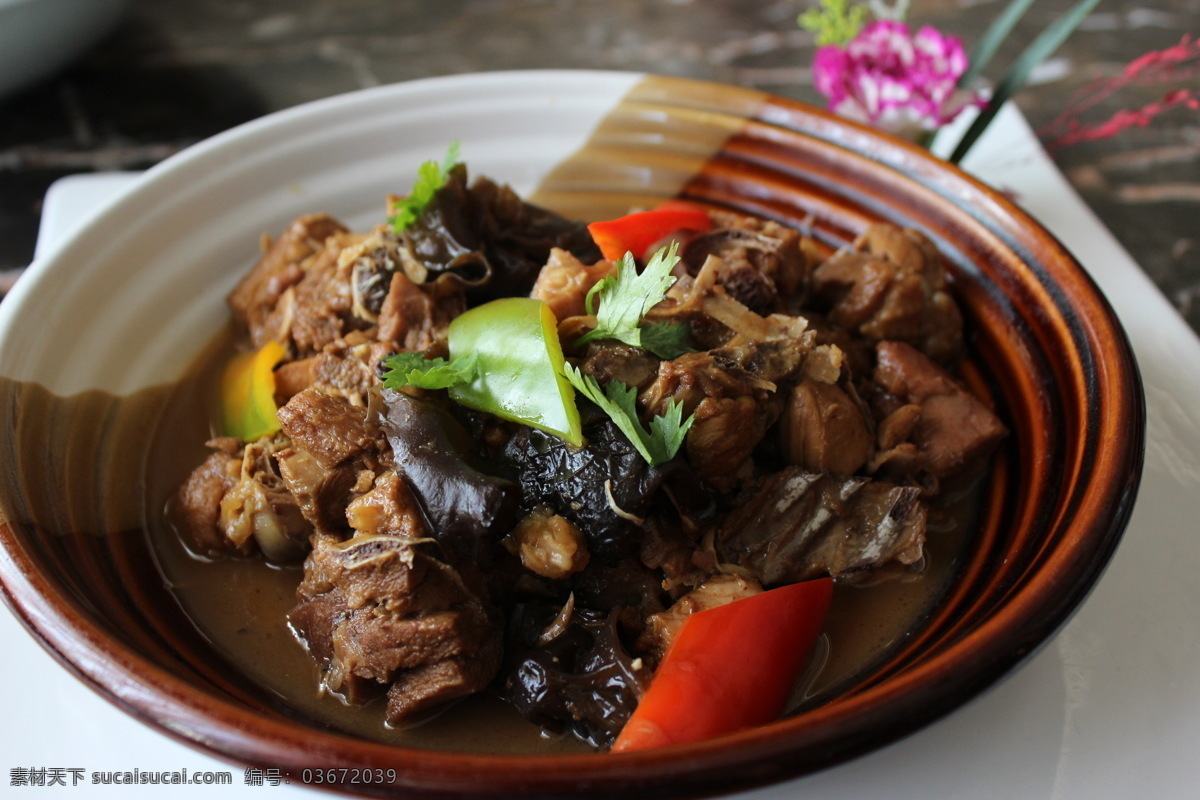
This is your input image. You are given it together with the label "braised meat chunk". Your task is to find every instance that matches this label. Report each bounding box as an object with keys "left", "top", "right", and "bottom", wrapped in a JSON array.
[
  {"left": 273, "top": 350, "right": 377, "bottom": 402},
  {"left": 377, "top": 271, "right": 467, "bottom": 357},
  {"left": 173, "top": 435, "right": 311, "bottom": 563},
  {"left": 277, "top": 386, "right": 378, "bottom": 470},
  {"left": 171, "top": 441, "right": 244, "bottom": 559},
  {"left": 289, "top": 534, "right": 501, "bottom": 724},
  {"left": 812, "top": 224, "right": 963, "bottom": 364},
  {"left": 717, "top": 468, "right": 927, "bottom": 585},
  {"left": 782, "top": 377, "right": 874, "bottom": 476},
  {"left": 870, "top": 340, "right": 1007, "bottom": 483},
  {"left": 679, "top": 213, "right": 808, "bottom": 314},
  {"left": 637, "top": 574, "right": 762, "bottom": 661},
  {"left": 531, "top": 248, "right": 617, "bottom": 321},
  {"left": 228, "top": 213, "right": 350, "bottom": 348}
]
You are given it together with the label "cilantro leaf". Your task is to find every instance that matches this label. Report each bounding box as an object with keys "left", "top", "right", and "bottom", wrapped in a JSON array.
[
  {"left": 575, "top": 242, "right": 693, "bottom": 359},
  {"left": 389, "top": 141, "right": 461, "bottom": 234},
  {"left": 381, "top": 351, "right": 478, "bottom": 390},
  {"left": 636, "top": 321, "right": 694, "bottom": 361},
  {"left": 562, "top": 363, "right": 694, "bottom": 466},
  {"left": 645, "top": 391, "right": 693, "bottom": 463}
]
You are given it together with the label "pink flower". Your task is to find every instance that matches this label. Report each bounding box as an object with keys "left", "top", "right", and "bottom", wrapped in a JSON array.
[{"left": 814, "top": 20, "right": 982, "bottom": 137}]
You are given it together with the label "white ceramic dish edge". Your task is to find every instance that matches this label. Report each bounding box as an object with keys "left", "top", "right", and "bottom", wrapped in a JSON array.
[{"left": 0, "top": 69, "right": 644, "bottom": 396}]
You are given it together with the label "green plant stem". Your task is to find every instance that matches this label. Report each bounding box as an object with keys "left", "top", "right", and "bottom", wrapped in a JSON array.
[
  {"left": 948, "top": 0, "right": 1102, "bottom": 165},
  {"left": 960, "top": 0, "right": 1039, "bottom": 88}
]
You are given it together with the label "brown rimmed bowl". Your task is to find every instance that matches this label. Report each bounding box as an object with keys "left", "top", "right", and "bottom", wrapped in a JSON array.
[{"left": 0, "top": 71, "right": 1145, "bottom": 798}]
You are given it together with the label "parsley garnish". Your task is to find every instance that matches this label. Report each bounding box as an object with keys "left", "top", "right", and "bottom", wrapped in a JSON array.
[
  {"left": 575, "top": 242, "right": 694, "bottom": 360},
  {"left": 381, "top": 351, "right": 478, "bottom": 390},
  {"left": 562, "top": 364, "right": 694, "bottom": 466},
  {"left": 636, "top": 320, "right": 693, "bottom": 362},
  {"left": 798, "top": 0, "right": 869, "bottom": 47},
  {"left": 389, "top": 141, "right": 461, "bottom": 234}
]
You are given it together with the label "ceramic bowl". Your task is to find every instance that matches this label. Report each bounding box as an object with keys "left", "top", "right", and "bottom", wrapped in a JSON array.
[
  {"left": 0, "top": 71, "right": 1145, "bottom": 798},
  {"left": 0, "top": 0, "right": 132, "bottom": 98}
]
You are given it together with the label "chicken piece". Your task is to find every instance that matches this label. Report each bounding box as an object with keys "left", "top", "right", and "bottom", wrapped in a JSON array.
[
  {"left": 636, "top": 574, "right": 762, "bottom": 661},
  {"left": 530, "top": 247, "right": 616, "bottom": 321},
  {"left": 685, "top": 395, "right": 779, "bottom": 492},
  {"left": 783, "top": 378, "right": 874, "bottom": 475}
]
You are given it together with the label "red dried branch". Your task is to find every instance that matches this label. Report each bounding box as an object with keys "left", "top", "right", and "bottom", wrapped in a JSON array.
[
  {"left": 1044, "top": 88, "right": 1200, "bottom": 149},
  {"left": 1038, "top": 35, "right": 1200, "bottom": 148}
]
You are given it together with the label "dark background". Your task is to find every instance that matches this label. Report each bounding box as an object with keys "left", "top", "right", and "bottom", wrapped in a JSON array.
[{"left": 3, "top": 0, "right": 1197, "bottom": 332}]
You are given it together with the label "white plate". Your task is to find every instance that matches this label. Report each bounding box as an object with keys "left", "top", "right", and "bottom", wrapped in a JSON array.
[{"left": 2, "top": 72, "right": 1198, "bottom": 799}]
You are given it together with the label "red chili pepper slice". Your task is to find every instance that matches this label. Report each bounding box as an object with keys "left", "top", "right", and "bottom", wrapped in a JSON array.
[
  {"left": 587, "top": 202, "right": 712, "bottom": 262},
  {"left": 613, "top": 577, "right": 834, "bottom": 753}
]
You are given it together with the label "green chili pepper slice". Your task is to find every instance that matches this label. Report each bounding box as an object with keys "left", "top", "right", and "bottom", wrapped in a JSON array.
[
  {"left": 219, "top": 339, "right": 285, "bottom": 441},
  {"left": 447, "top": 297, "right": 583, "bottom": 446}
]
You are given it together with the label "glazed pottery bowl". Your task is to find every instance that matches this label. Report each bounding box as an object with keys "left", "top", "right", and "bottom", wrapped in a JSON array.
[
  {"left": 0, "top": 0, "right": 132, "bottom": 98},
  {"left": 0, "top": 71, "right": 1144, "bottom": 798}
]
